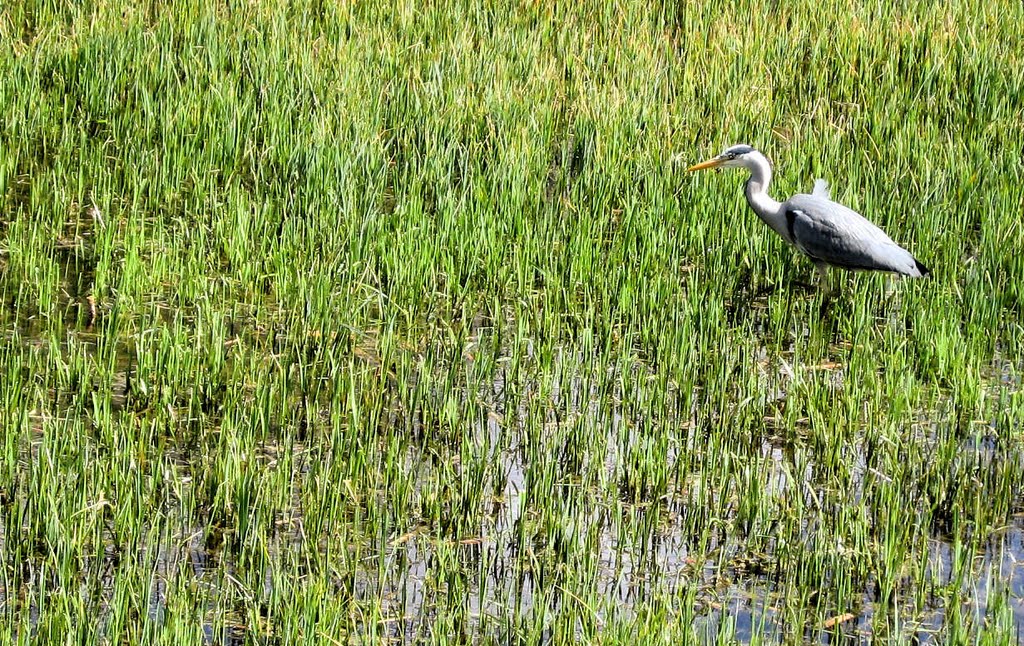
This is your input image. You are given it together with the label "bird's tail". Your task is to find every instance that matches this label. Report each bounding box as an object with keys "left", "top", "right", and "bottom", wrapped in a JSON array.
[{"left": 913, "top": 258, "right": 930, "bottom": 277}]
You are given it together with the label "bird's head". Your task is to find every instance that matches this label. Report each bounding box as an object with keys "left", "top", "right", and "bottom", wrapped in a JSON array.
[{"left": 686, "top": 144, "right": 762, "bottom": 172}]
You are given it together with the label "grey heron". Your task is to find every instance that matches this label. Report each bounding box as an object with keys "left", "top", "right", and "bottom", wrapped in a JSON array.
[{"left": 687, "top": 144, "right": 929, "bottom": 293}]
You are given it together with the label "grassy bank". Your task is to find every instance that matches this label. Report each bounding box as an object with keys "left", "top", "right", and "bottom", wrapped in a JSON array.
[{"left": 1, "top": 0, "right": 1023, "bottom": 642}]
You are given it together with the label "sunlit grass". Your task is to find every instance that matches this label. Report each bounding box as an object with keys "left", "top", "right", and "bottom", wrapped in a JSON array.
[{"left": 1, "top": 0, "right": 1023, "bottom": 642}]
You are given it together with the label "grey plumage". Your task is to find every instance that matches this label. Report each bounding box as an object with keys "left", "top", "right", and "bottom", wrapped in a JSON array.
[
  {"left": 785, "top": 194, "right": 927, "bottom": 277},
  {"left": 687, "top": 145, "right": 929, "bottom": 288},
  {"left": 812, "top": 179, "right": 829, "bottom": 199}
]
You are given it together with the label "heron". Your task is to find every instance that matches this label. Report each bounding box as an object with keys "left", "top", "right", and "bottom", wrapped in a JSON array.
[{"left": 686, "top": 144, "right": 929, "bottom": 293}]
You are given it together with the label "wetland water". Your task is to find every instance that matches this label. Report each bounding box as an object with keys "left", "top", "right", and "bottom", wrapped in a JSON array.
[{"left": 4, "top": 308, "right": 1022, "bottom": 643}]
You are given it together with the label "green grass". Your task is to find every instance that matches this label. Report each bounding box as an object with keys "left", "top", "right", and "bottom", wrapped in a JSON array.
[{"left": 1, "top": 0, "right": 1023, "bottom": 643}]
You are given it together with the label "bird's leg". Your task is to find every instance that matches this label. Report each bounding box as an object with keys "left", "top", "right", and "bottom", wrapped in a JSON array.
[
  {"left": 815, "top": 264, "right": 832, "bottom": 297},
  {"left": 883, "top": 273, "right": 897, "bottom": 299}
]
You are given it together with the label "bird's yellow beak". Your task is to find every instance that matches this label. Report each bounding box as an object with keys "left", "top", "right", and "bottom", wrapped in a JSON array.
[{"left": 686, "top": 157, "right": 724, "bottom": 173}]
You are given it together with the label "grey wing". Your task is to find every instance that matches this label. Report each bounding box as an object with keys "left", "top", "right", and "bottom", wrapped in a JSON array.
[{"left": 784, "top": 194, "right": 925, "bottom": 276}]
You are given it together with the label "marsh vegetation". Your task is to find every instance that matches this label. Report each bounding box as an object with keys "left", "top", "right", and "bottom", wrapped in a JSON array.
[{"left": 1, "top": 0, "right": 1023, "bottom": 642}]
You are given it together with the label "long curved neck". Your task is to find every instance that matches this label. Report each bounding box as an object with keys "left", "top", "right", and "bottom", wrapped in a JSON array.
[{"left": 742, "top": 153, "right": 788, "bottom": 242}]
